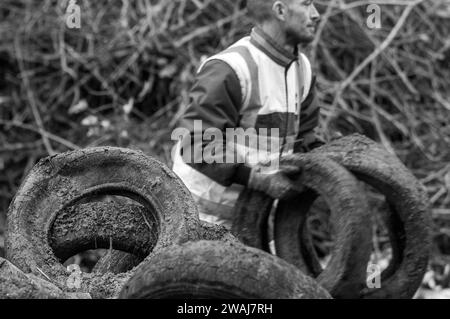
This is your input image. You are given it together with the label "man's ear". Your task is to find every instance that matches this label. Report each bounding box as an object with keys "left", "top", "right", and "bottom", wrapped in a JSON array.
[{"left": 272, "top": 1, "right": 288, "bottom": 21}]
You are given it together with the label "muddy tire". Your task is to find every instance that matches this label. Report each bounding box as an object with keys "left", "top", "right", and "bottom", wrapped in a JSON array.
[
  {"left": 6, "top": 147, "right": 201, "bottom": 298},
  {"left": 119, "top": 241, "right": 332, "bottom": 299},
  {"left": 0, "top": 258, "right": 67, "bottom": 299},
  {"left": 93, "top": 220, "right": 239, "bottom": 275},
  {"left": 311, "top": 134, "right": 431, "bottom": 299},
  {"left": 232, "top": 191, "right": 274, "bottom": 252},
  {"left": 232, "top": 153, "right": 372, "bottom": 298}
]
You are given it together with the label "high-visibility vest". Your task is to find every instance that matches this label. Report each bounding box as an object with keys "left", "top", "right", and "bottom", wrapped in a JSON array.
[{"left": 173, "top": 34, "right": 313, "bottom": 220}]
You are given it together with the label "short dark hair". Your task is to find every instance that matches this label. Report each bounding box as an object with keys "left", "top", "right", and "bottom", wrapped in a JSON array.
[{"left": 246, "top": 0, "right": 292, "bottom": 24}]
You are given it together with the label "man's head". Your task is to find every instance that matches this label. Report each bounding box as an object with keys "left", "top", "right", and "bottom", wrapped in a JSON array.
[{"left": 247, "top": 0, "right": 320, "bottom": 45}]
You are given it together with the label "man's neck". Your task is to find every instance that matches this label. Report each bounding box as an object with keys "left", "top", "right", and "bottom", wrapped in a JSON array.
[{"left": 259, "top": 23, "right": 296, "bottom": 55}]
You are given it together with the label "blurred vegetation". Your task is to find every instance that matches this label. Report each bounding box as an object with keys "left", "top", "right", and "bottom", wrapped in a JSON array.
[{"left": 0, "top": 0, "right": 449, "bottom": 297}]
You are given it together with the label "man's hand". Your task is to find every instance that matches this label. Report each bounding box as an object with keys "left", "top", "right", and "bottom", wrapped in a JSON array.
[{"left": 247, "top": 164, "right": 305, "bottom": 200}]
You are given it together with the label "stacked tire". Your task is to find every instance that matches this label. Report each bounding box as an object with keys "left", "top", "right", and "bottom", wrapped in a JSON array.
[
  {"left": 1, "top": 147, "right": 330, "bottom": 299},
  {"left": 232, "top": 134, "right": 432, "bottom": 299},
  {"left": 1, "top": 135, "right": 431, "bottom": 299}
]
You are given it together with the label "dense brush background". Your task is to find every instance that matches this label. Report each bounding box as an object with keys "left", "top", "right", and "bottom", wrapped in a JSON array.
[{"left": 0, "top": 0, "right": 449, "bottom": 298}]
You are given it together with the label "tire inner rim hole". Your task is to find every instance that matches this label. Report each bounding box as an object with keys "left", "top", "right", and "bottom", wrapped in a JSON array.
[
  {"left": 306, "top": 196, "right": 337, "bottom": 270},
  {"left": 63, "top": 249, "right": 114, "bottom": 274},
  {"left": 303, "top": 184, "right": 394, "bottom": 281}
]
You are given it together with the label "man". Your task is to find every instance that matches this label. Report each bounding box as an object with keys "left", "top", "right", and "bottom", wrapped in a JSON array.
[{"left": 173, "top": 0, "right": 324, "bottom": 229}]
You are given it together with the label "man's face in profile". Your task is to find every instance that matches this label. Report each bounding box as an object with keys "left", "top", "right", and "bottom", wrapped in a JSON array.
[{"left": 283, "top": 0, "right": 320, "bottom": 45}]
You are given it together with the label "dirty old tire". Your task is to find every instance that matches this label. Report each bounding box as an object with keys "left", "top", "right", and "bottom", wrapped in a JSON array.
[
  {"left": 6, "top": 147, "right": 201, "bottom": 298},
  {"left": 119, "top": 241, "right": 332, "bottom": 299},
  {"left": 232, "top": 153, "right": 372, "bottom": 299},
  {"left": 311, "top": 134, "right": 432, "bottom": 299},
  {"left": 0, "top": 257, "right": 68, "bottom": 299},
  {"left": 93, "top": 220, "right": 239, "bottom": 275}
]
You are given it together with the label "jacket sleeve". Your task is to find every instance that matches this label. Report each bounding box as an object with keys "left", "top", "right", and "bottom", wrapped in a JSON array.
[
  {"left": 294, "top": 76, "right": 326, "bottom": 153},
  {"left": 178, "top": 59, "right": 252, "bottom": 187}
]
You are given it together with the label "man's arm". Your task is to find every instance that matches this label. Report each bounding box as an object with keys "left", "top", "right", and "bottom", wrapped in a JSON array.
[
  {"left": 295, "top": 76, "right": 326, "bottom": 153},
  {"left": 178, "top": 60, "right": 252, "bottom": 187}
]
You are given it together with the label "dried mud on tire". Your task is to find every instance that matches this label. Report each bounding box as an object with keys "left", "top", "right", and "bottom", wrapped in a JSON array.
[
  {"left": 93, "top": 220, "right": 240, "bottom": 275},
  {"left": 233, "top": 153, "right": 372, "bottom": 298},
  {"left": 6, "top": 147, "right": 201, "bottom": 298},
  {"left": 119, "top": 240, "right": 332, "bottom": 299},
  {"left": 0, "top": 257, "right": 66, "bottom": 299},
  {"left": 50, "top": 202, "right": 155, "bottom": 262}
]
